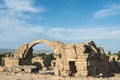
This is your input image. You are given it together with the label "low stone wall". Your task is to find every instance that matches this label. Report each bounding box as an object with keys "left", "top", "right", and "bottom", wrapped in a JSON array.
[
  {"left": 3, "top": 57, "right": 19, "bottom": 67},
  {"left": 0, "top": 65, "right": 37, "bottom": 74}
]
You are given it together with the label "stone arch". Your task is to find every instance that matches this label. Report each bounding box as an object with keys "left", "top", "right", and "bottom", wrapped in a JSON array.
[
  {"left": 14, "top": 39, "right": 54, "bottom": 59},
  {"left": 23, "top": 39, "right": 53, "bottom": 59},
  {"left": 29, "top": 39, "right": 51, "bottom": 48},
  {"left": 14, "top": 39, "right": 64, "bottom": 59}
]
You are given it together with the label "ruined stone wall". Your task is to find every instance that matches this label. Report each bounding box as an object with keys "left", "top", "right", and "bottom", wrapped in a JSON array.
[
  {"left": 32, "top": 57, "right": 44, "bottom": 69},
  {"left": 12, "top": 39, "right": 112, "bottom": 77},
  {"left": 53, "top": 41, "right": 112, "bottom": 77},
  {"left": 14, "top": 43, "right": 29, "bottom": 58},
  {"left": 32, "top": 56, "right": 51, "bottom": 70},
  {"left": 3, "top": 57, "right": 19, "bottom": 67},
  {"left": 108, "top": 54, "right": 120, "bottom": 73},
  {"left": 0, "top": 55, "right": 3, "bottom": 65}
]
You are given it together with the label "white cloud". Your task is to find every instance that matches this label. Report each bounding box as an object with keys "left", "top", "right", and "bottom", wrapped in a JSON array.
[
  {"left": 0, "top": 0, "right": 45, "bottom": 48},
  {"left": 0, "top": 15, "right": 43, "bottom": 42},
  {"left": 0, "top": 9, "right": 31, "bottom": 19},
  {"left": 45, "top": 27, "right": 120, "bottom": 40},
  {"left": 0, "top": 15, "right": 120, "bottom": 50},
  {"left": 0, "top": 0, "right": 120, "bottom": 52},
  {"left": 0, "top": 0, "right": 45, "bottom": 43},
  {"left": 3, "top": 0, "right": 43, "bottom": 12},
  {"left": 1, "top": 21, "right": 120, "bottom": 43},
  {"left": 94, "top": 4, "right": 120, "bottom": 18},
  {"left": 0, "top": 0, "right": 45, "bottom": 18},
  {"left": 0, "top": 4, "right": 6, "bottom": 8}
]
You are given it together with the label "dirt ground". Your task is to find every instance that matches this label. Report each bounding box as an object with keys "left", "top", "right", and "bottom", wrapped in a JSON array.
[
  {"left": 0, "top": 70, "right": 120, "bottom": 80},
  {"left": 0, "top": 73, "right": 120, "bottom": 80}
]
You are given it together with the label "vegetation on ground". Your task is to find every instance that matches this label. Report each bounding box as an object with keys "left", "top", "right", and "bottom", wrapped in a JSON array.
[
  {"left": 0, "top": 52, "right": 12, "bottom": 57},
  {"left": 108, "top": 50, "right": 120, "bottom": 59},
  {"left": 115, "top": 51, "right": 120, "bottom": 59},
  {"left": 34, "top": 53, "right": 55, "bottom": 61}
]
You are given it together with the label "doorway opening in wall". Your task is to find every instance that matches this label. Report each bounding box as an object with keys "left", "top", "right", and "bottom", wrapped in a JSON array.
[{"left": 69, "top": 61, "right": 77, "bottom": 76}]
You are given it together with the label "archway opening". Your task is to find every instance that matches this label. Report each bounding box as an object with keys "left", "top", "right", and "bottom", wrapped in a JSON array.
[
  {"left": 32, "top": 43, "right": 55, "bottom": 73},
  {"left": 17, "top": 39, "right": 56, "bottom": 74},
  {"left": 33, "top": 43, "right": 53, "bottom": 56}
]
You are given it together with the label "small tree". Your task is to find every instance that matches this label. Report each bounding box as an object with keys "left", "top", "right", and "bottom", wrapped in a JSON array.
[
  {"left": 35, "top": 53, "right": 55, "bottom": 61},
  {"left": 5, "top": 52, "right": 12, "bottom": 54},
  {"left": 108, "top": 50, "right": 111, "bottom": 55},
  {"left": 46, "top": 53, "right": 55, "bottom": 61},
  {"left": 37, "top": 53, "right": 46, "bottom": 57},
  {"left": 116, "top": 51, "right": 120, "bottom": 59}
]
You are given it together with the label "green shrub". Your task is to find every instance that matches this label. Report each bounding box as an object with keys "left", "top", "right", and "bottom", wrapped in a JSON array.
[{"left": 34, "top": 53, "right": 55, "bottom": 61}]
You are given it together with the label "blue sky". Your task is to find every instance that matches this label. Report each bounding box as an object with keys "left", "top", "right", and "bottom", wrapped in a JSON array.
[{"left": 0, "top": 0, "right": 120, "bottom": 53}]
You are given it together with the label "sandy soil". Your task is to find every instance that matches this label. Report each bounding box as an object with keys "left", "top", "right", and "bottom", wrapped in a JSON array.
[
  {"left": 0, "top": 73, "right": 120, "bottom": 80},
  {"left": 0, "top": 70, "right": 120, "bottom": 80}
]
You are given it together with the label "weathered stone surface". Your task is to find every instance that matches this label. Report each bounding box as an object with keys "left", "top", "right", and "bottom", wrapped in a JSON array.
[
  {"left": 14, "top": 43, "right": 29, "bottom": 58},
  {"left": 0, "top": 39, "right": 114, "bottom": 77},
  {"left": 0, "top": 65, "right": 37, "bottom": 74},
  {"left": 32, "top": 57, "right": 51, "bottom": 70},
  {"left": 108, "top": 54, "right": 120, "bottom": 73},
  {"left": 2, "top": 56, "right": 19, "bottom": 67}
]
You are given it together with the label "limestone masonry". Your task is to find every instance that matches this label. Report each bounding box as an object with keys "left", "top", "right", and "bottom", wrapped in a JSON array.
[{"left": 0, "top": 39, "right": 120, "bottom": 77}]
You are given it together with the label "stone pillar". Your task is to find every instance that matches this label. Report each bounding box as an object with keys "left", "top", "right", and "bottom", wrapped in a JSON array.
[{"left": 75, "top": 55, "right": 88, "bottom": 77}]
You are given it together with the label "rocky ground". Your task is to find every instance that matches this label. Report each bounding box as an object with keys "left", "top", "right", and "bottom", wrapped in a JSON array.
[
  {"left": 0, "top": 71, "right": 120, "bottom": 80},
  {"left": 0, "top": 74, "right": 120, "bottom": 80}
]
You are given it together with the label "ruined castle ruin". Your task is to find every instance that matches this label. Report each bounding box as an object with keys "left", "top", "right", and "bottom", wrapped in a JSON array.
[{"left": 0, "top": 39, "right": 114, "bottom": 77}]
